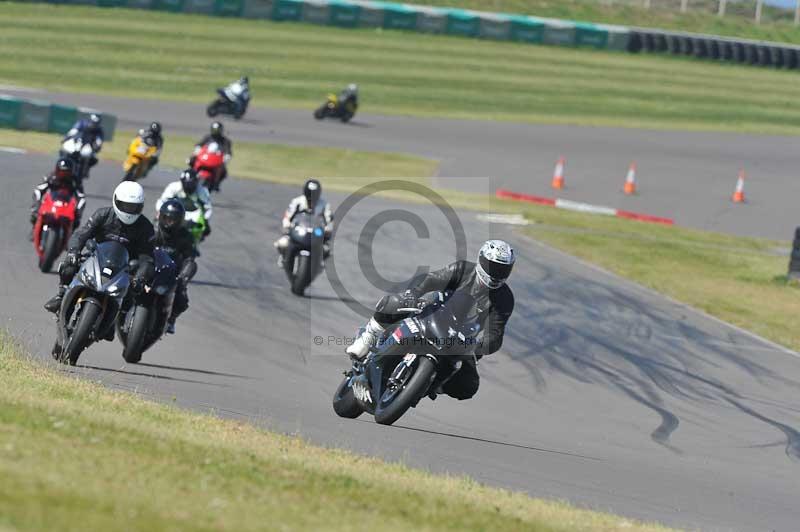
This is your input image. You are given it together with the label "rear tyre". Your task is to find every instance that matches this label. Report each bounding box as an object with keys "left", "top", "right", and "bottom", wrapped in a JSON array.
[
  {"left": 332, "top": 376, "right": 364, "bottom": 418},
  {"left": 62, "top": 298, "right": 102, "bottom": 366},
  {"left": 374, "top": 357, "right": 436, "bottom": 426},
  {"left": 39, "top": 227, "right": 61, "bottom": 273},
  {"left": 313, "top": 107, "right": 325, "bottom": 120},
  {"left": 206, "top": 102, "right": 220, "bottom": 117},
  {"left": 291, "top": 255, "right": 311, "bottom": 296},
  {"left": 122, "top": 305, "right": 150, "bottom": 364}
]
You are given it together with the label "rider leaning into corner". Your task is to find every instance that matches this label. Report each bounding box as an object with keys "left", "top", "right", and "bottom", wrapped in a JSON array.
[
  {"left": 189, "top": 121, "right": 232, "bottom": 192},
  {"left": 43, "top": 182, "right": 156, "bottom": 338},
  {"left": 29, "top": 158, "right": 86, "bottom": 239},
  {"left": 273, "top": 178, "right": 334, "bottom": 267},
  {"left": 346, "top": 240, "right": 516, "bottom": 401},
  {"left": 339, "top": 83, "right": 359, "bottom": 111},
  {"left": 65, "top": 113, "right": 104, "bottom": 169},
  {"left": 155, "top": 169, "right": 213, "bottom": 241},
  {"left": 223, "top": 76, "right": 250, "bottom": 116},
  {"left": 154, "top": 199, "right": 198, "bottom": 335},
  {"left": 138, "top": 121, "right": 164, "bottom": 176}
]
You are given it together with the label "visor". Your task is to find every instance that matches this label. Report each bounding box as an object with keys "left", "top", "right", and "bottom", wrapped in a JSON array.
[
  {"left": 114, "top": 198, "right": 144, "bottom": 215},
  {"left": 479, "top": 255, "right": 513, "bottom": 282}
]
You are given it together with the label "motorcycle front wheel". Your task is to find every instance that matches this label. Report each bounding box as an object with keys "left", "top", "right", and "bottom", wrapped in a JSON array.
[
  {"left": 61, "top": 297, "right": 102, "bottom": 366},
  {"left": 374, "top": 356, "right": 436, "bottom": 426},
  {"left": 291, "top": 254, "right": 311, "bottom": 296},
  {"left": 332, "top": 376, "right": 364, "bottom": 418},
  {"left": 121, "top": 305, "right": 150, "bottom": 364},
  {"left": 206, "top": 101, "right": 220, "bottom": 117},
  {"left": 39, "top": 226, "right": 62, "bottom": 273}
]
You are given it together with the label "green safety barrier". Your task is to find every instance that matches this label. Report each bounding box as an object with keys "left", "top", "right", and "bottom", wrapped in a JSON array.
[
  {"left": 0, "top": 97, "right": 22, "bottom": 129},
  {"left": 542, "top": 19, "right": 576, "bottom": 46},
  {"left": 329, "top": 0, "right": 359, "bottom": 27},
  {"left": 272, "top": 0, "right": 302, "bottom": 21},
  {"left": 445, "top": 9, "right": 479, "bottom": 38},
  {"left": 382, "top": 2, "right": 416, "bottom": 31},
  {"left": 357, "top": 2, "right": 383, "bottom": 28},
  {"left": 49, "top": 105, "right": 78, "bottom": 134},
  {"left": 478, "top": 14, "right": 511, "bottom": 41},
  {"left": 97, "top": 0, "right": 126, "bottom": 7},
  {"left": 509, "top": 15, "right": 544, "bottom": 44},
  {"left": 302, "top": 0, "right": 329, "bottom": 24},
  {"left": 215, "top": 0, "right": 243, "bottom": 15},
  {"left": 242, "top": 0, "right": 274, "bottom": 18},
  {"left": 127, "top": 0, "right": 155, "bottom": 8},
  {"left": 575, "top": 22, "right": 608, "bottom": 48},
  {"left": 19, "top": 100, "right": 52, "bottom": 132},
  {"left": 184, "top": 0, "right": 215, "bottom": 14},
  {"left": 415, "top": 6, "right": 447, "bottom": 33},
  {"left": 154, "top": 0, "right": 184, "bottom": 12}
]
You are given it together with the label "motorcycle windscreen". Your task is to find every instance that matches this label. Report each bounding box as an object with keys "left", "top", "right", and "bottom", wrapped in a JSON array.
[
  {"left": 95, "top": 241, "right": 130, "bottom": 280},
  {"left": 290, "top": 211, "right": 326, "bottom": 246},
  {"left": 152, "top": 248, "right": 177, "bottom": 289},
  {"left": 420, "top": 290, "right": 481, "bottom": 356}
]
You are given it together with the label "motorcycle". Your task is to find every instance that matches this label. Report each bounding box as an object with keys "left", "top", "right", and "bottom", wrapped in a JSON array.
[
  {"left": 180, "top": 196, "right": 207, "bottom": 245},
  {"left": 284, "top": 211, "right": 326, "bottom": 296},
  {"left": 206, "top": 88, "right": 249, "bottom": 120},
  {"left": 192, "top": 142, "right": 225, "bottom": 192},
  {"left": 122, "top": 134, "right": 158, "bottom": 181},
  {"left": 116, "top": 248, "right": 177, "bottom": 364},
  {"left": 52, "top": 240, "right": 132, "bottom": 366},
  {"left": 332, "top": 290, "right": 481, "bottom": 425},
  {"left": 60, "top": 135, "right": 96, "bottom": 188},
  {"left": 313, "top": 93, "right": 356, "bottom": 123},
  {"left": 33, "top": 187, "right": 79, "bottom": 273}
]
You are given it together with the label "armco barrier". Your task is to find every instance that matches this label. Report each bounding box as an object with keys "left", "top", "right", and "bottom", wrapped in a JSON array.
[
  {"left": 25, "top": 0, "right": 800, "bottom": 70},
  {"left": 0, "top": 95, "right": 116, "bottom": 140}
]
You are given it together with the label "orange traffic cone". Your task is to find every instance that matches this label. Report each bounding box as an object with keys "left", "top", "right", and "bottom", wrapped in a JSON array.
[
  {"left": 623, "top": 162, "right": 637, "bottom": 195},
  {"left": 732, "top": 169, "right": 746, "bottom": 203},
  {"left": 551, "top": 157, "right": 565, "bottom": 190}
]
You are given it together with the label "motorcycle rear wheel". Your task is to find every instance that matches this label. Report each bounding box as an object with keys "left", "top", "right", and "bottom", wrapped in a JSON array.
[
  {"left": 374, "top": 357, "right": 436, "bottom": 426},
  {"left": 62, "top": 298, "right": 102, "bottom": 366},
  {"left": 39, "top": 227, "right": 61, "bottom": 273},
  {"left": 332, "top": 376, "right": 364, "bottom": 418},
  {"left": 206, "top": 102, "right": 220, "bottom": 117}
]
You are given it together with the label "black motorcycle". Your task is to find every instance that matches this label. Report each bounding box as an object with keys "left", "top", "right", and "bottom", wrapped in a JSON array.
[
  {"left": 116, "top": 248, "right": 178, "bottom": 364},
  {"left": 206, "top": 88, "right": 249, "bottom": 120},
  {"left": 284, "top": 211, "right": 326, "bottom": 296},
  {"left": 59, "top": 134, "right": 96, "bottom": 190},
  {"left": 52, "top": 240, "right": 132, "bottom": 366},
  {"left": 332, "top": 290, "right": 481, "bottom": 425},
  {"left": 313, "top": 94, "right": 356, "bottom": 123}
]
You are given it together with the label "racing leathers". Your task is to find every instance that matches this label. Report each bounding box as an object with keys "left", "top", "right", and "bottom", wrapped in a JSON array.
[
  {"left": 355, "top": 260, "right": 514, "bottom": 400},
  {"left": 45, "top": 207, "right": 156, "bottom": 318},
  {"left": 155, "top": 181, "right": 213, "bottom": 239},
  {"left": 139, "top": 129, "right": 164, "bottom": 175},
  {"left": 64, "top": 119, "right": 104, "bottom": 170},
  {"left": 223, "top": 79, "right": 250, "bottom": 115},
  {"left": 154, "top": 224, "right": 197, "bottom": 328},
  {"left": 274, "top": 194, "right": 334, "bottom": 268},
  {"left": 30, "top": 175, "right": 86, "bottom": 231}
]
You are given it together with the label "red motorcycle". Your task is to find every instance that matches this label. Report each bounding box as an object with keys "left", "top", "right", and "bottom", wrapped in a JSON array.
[
  {"left": 192, "top": 142, "right": 226, "bottom": 192},
  {"left": 33, "top": 188, "right": 78, "bottom": 273}
]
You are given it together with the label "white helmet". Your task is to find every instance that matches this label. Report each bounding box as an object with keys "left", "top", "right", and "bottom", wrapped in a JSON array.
[
  {"left": 347, "top": 83, "right": 358, "bottom": 94},
  {"left": 113, "top": 181, "right": 145, "bottom": 225},
  {"left": 476, "top": 239, "right": 515, "bottom": 289}
]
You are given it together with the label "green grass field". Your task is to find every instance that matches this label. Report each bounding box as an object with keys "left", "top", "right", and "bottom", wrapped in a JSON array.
[
  {"left": 405, "top": 0, "right": 800, "bottom": 43},
  {"left": 0, "top": 334, "right": 673, "bottom": 532},
  {"left": 4, "top": 3, "right": 800, "bottom": 134}
]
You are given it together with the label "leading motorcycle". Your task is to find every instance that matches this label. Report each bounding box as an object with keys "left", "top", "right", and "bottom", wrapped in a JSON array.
[
  {"left": 207, "top": 88, "right": 249, "bottom": 120},
  {"left": 116, "top": 248, "right": 177, "bottom": 364},
  {"left": 332, "top": 290, "right": 481, "bottom": 425},
  {"left": 52, "top": 240, "right": 132, "bottom": 366},
  {"left": 60, "top": 135, "right": 96, "bottom": 189},
  {"left": 33, "top": 187, "right": 78, "bottom": 273},
  {"left": 284, "top": 211, "right": 326, "bottom": 296},
  {"left": 313, "top": 93, "right": 356, "bottom": 123}
]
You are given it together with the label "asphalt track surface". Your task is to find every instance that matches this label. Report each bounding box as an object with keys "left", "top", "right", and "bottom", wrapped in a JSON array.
[
  {"left": 5, "top": 88, "right": 800, "bottom": 240},
  {"left": 3, "top": 149, "right": 800, "bottom": 531}
]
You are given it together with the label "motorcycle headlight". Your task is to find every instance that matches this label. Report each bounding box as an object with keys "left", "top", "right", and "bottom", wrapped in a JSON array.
[
  {"left": 295, "top": 226, "right": 307, "bottom": 237},
  {"left": 80, "top": 144, "right": 93, "bottom": 157}
]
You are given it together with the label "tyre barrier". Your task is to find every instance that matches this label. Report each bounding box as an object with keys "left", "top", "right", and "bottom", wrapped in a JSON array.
[
  {"left": 0, "top": 95, "right": 116, "bottom": 140},
  {"left": 24, "top": 0, "right": 800, "bottom": 71}
]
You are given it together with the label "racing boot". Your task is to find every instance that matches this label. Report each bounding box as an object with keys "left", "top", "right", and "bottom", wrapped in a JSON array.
[
  {"left": 166, "top": 318, "right": 176, "bottom": 335},
  {"left": 44, "top": 285, "right": 66, "bottom": 314},
  {"left": 345, "top": 318, "right": 384, "bottom": 361}
]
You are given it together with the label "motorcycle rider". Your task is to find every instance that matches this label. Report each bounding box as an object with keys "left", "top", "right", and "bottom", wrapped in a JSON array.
[
  {"left": 345, "top": 240, "right": 516, "bottom": 401},
  {"left": 189, "top": 122, "right": 232, "bottom": 191},
  {"left": 222, "top": 76, "right": 250, "bottom": 116},
  {"left": 137, "top": 121, "right": 164, "bottom": 177},
  {"left": 155, "top": 169, "right": 213, "bottom": 241},
  {"left": 339, "top": 83, "right": 358, "bottom": 113},
  {"left": 64, "top": 113, "right": 104, "bottom": 171},
  {"left": 29, "top": 158, "right": 86, "bottom": 240},
  {"left": 273, "top": 178, "right": 333, "bottom": 268},
  {"left": 154, "top": 199, "right": 197, "bottom": 334},
  {"left": 43, "top": 182, "right": 156, "bottom": 330}
]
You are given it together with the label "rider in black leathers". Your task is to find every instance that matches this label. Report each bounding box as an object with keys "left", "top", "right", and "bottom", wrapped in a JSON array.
[
  {"left": 44, "top": 182, "right": 156, "bottom": 329},
  {"left": 29, "top": 158, "right": 86, "bottom": 239},
  {"left": 154, "top": 199, "right": 197, "bottom": 334},
  {"left": 346, "top": 240, "right": 516, "bottom": 400}
]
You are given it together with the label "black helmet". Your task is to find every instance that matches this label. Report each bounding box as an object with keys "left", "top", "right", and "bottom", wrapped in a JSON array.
[
  {"left": 50, "top": 158, "right": 74, "bottom": 187},
  {"left": 158, "top": 198, "right": 185, "bottom": 234},
  {"left": 180, "top": 168, "right": 199, "bottom": 194},
  {"left": 149, "top": 121, "right": 162, "bottom": 135},
  {"left": 241, "top": 76, "right": 249, "bottom": 85},
  {"left": 303, "top": 179, "right": 321, "bottom": 208},
  {"left": 210, "top": 121, "right": 223, "bottom": 137},
  {"left": 475, "top": 240, "right": 515, "bottom": 290}
]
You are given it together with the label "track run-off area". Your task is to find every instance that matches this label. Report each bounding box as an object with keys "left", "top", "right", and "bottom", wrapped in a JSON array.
[{"left": 1, "top": 90, "right": 800, "bottom": 531}]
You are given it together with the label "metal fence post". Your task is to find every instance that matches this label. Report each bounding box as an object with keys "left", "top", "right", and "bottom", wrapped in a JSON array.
[
  {"left": 755, "top": 0, "right": 763, "bottom": 24},
  {"left": 718, "top": 0, "right": 727, "bottom": 17}
]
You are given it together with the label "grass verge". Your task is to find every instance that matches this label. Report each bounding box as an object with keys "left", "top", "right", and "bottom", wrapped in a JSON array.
[
  {"left": 0, "top": 333, "right": 672, "bottom": 532},
  {"left": 4, "top": 3, "right": 800, "bottom": 134},
  {"left": 4, "top": 128, "right": 799, "bottom": 351}
]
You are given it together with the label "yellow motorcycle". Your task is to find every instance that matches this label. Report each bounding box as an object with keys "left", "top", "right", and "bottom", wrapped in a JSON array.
[
  {"left": 122, "top": 134, "right": 158, "bottom": 182},
  {"left": 313, "top": 93, "right": 356, "bottom": 123}
]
